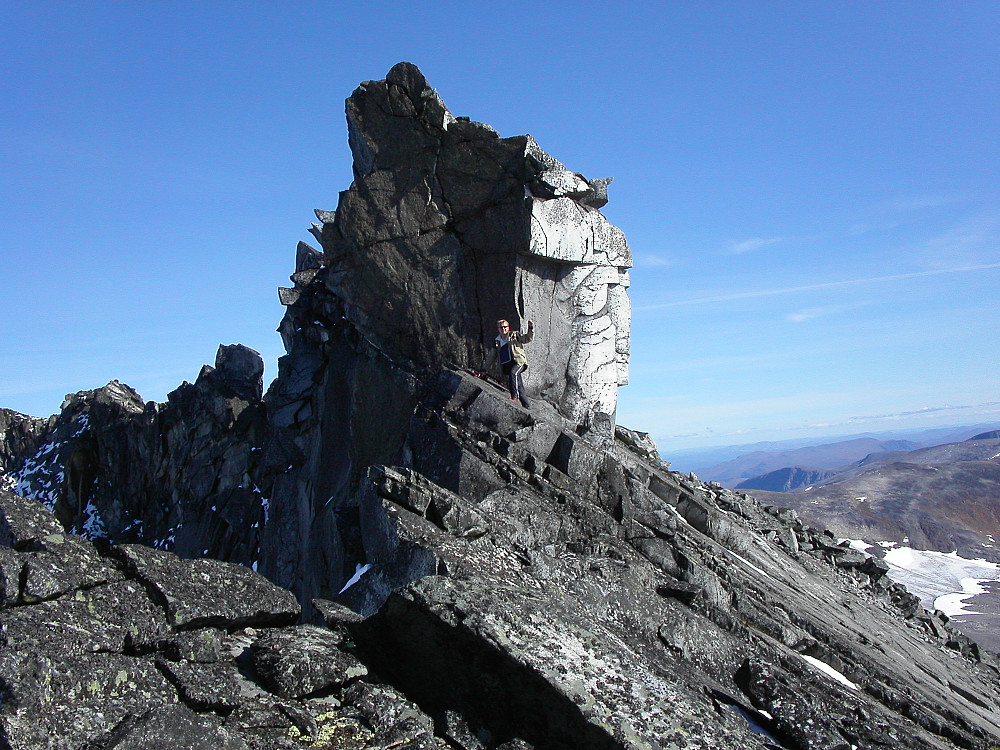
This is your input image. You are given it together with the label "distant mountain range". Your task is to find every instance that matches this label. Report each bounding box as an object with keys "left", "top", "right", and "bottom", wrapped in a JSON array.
[
  {"left": 687, "top": 422, "right": 1000, "bottom": 486},
  {"left": 736, "top": 466, "right": 837, "bottom": 492},
  {"left": 700, "top": 437, "right": 916, "bottom": 487},
  {"left": 747, "top": 433, "right": 1000, "bottom": 562}
]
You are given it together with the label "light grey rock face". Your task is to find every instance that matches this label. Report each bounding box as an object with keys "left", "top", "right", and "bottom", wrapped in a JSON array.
[{"left": 522, "top": 195, "right": 632, "bottom": 424}]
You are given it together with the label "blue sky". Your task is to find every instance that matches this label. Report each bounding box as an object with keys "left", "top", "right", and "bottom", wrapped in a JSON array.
[{"left": 2, "top": 1, "right": 997, "bottom": 455}]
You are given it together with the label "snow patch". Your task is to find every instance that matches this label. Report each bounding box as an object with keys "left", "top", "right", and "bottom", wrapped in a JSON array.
[
  {"left": 251, "top": 481, "right": 271, "bottom": 525},
  {"left": 80, "top": 500, "right": 107, "bottom": 539},
  {"left": 799, "top": 654, "right": 858, "bottom": 690},
  {"left": 338, "top": 563, "right": 373, "bottom": 594},
  {"left": 10, "top": 413, "right": 91, "bottom": 511},
  {"left": 153, "top": 524, "right": 182, "bottom": 550},
  {"left": 935, "top": 577, "right": 995, "bottom": 617},
  {"left": 844, "top": 539, "right": 873, "bottom": 553},
  {"left": 883, "top": 547, "right": 1000, "bottom": 618}
]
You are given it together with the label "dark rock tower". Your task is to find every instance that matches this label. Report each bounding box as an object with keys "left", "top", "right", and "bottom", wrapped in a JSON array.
[{"left": 263, "top": 62, "right": 633, "bottom": 602}]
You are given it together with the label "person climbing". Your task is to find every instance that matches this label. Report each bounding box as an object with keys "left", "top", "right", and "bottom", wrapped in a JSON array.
[{"left": 494, "top": 318, "right": 534, "bottom": 408}]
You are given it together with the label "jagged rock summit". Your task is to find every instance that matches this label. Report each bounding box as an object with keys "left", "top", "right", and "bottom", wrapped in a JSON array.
[
  {"left": 261, "top": 61, "right": 634, "bottom": 602},
  {"left": 1, "top": 64, "right": 1000, "bottom": 750},
  {"left": 294, "top": 61, "right": 631, "bottom": 435}
]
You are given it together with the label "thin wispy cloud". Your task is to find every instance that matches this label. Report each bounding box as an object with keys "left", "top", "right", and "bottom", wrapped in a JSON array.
[
  {"left": 636, "top": 262, "right": 1000, "bottom": 312},
  {"left": 638, "top": 254, "right": 672, "bottom": 268},
  {"left": 786, "top": 305, "right": 849, "bottom": 323},
  {"left": 652, "top": 401, "right": 1000, "bottom": 446},
  {"left": 728, "top": 237, "right": 783, "bottom": 255},
  {"left": 846, "top": 401, "right": 1000, "bottom": 423},
  {"left": 848, "top": 220, "right": 901, "bottom": 237},
  {"left": 885, "top": 194, "right": 964, "bottom": 213},
  {"left": 923, "top": 214, "right": 998, "bottom": 254}
]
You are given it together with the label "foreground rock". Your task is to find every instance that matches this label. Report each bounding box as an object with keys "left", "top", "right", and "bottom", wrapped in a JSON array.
[
  {"left": 0, "top": 489, "right": 446, "bottom": 750},
  {"left": 344, "top": 369, "right": 1000, "bottom": 749}
]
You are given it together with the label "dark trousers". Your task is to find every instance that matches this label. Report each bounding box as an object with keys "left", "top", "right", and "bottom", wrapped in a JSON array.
[{"left": 503, "top": 362, "right": 529, "bottom": 405}]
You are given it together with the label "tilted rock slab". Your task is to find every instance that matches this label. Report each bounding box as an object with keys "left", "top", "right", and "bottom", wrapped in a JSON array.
[
  {"left": 0, "top": 489, "right": 446, "bottom": 750},
  {"left": 108, "top": 543, "right": 300, "bottom": 630},
  {"left": 345, "top": 367, "right": 1000, "bottom": 749}
]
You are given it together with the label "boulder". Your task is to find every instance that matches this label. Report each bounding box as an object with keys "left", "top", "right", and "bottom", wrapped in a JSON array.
[
  {"left": 0, "top": 649, "right": 179, "bottom": 749},
  {"left": 0, "top": 488, "right": 64, "bottom": 548},
  {"left": 250, "top": 624, "right": 368, "bottom": 698},
  {"left": 0, "top": 491, "right": 455, "bottom": 750},
  {"left": 108, "top": 543, "right": 300, "bottom": 629},
  {"left": 83, "top": 703, "right": 249, "bottom": 750}
]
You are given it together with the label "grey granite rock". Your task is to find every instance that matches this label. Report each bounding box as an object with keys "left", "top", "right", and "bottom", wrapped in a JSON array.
[
  {"left": 156, "top": 656, "right": 260, "bottom": 712},
  {"left": 303, "top": 61, "right": 632, "bottom": 439},
  {"left": 0, "top": 649, "right": 178, "bottom": 749},
  {"left": 20, "top": 532, "right": 123, "bottom": 602},
  {"left": 250, "top": 624, "right": 368, "bottom": 698},
  {"left": 83, "top": 703, "right": 248, "bottom": 750},
  {"left": 109, "top": 543, "right": 300, "bottom": 629},
  {"left": 0, "top": 491, "right": 443, "bottom": 750},
  {"left": 156, "top": 627, "right": 226, "bottom": 662},
  {"left": 0, "top": 546, "right": 22, "bottom": 605},
  {"left": 2, "top": 578, "right": 167, "bottom": 654},
  {"left": 0, "top": 488, "right": 64, "bottom": 548}
]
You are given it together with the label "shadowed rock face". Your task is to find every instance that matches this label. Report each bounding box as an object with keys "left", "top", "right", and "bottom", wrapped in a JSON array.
[
  {"left": 312, "top": 62, "right": 631, "bottom": 433},
  {"left": 258, "top": 62, "right": 634, "bottom": 604}
]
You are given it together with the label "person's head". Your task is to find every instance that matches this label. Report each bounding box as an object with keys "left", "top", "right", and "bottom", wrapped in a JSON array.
[{"left": 497, "top": 319, "right": 510, "bottom": 334}]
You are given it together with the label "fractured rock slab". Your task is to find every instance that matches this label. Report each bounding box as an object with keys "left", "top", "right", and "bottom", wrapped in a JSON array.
[{"left": 109, "top": 543, "right": 300, "bottom": 629}]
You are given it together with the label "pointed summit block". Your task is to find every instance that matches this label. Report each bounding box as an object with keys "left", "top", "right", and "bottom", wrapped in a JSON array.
[{"left": 314, "top": 63, "right": 631, "bottom": 436}]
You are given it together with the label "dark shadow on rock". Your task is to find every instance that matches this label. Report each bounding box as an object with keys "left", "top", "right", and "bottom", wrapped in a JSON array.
[{"left": 354, "top": 590, "right": 623, "bottom": 750}]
